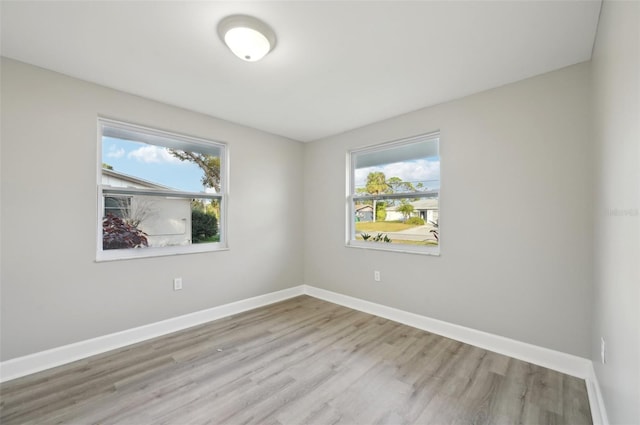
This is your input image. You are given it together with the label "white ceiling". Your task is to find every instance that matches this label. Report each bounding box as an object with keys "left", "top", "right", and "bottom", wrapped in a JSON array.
[{"left": 1, "top": 1, "right": 601, "bottom": 142}]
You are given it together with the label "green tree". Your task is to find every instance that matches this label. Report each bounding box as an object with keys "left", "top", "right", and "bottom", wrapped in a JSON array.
[
  {"left": 169, "top": 150, "right": 221, "bottom": 192},
  {"left": 365, "top": 172, "right": 389, "bottom": 222},
  {"left": 396, "top": 201, "right": 415, "bottom": 221},
  {"left": 365, "top": 171, "right": 389, "bottom": 195},
  {"left": 376, "top": 201, "right": 387, "bottom": 221},
  {"left": 191, "top": 209, "right": 218, "bottom": 243},
  {"left": 388, "top": 177, "right": 415, "bottom": 193},
  {"left": 191, "top": 199, "right": 206, "bottom": 212},
  {"left": 205, "top": 201, "right": 219, "bottom": 219},
  {"left": 387, "top": 176, "right": 402, "bottom": 192},
  {"left": 102, "top": 163, "right": 114, "bottom": 170}
]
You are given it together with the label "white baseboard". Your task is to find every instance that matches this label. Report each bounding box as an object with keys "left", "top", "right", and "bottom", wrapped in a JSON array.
[
  {"left": 0, "top": 285, "right": 305, "bottom": 383},
  {"left": 303, "top": 285, "right": 609, "bottom": 424},
  {"left": 303, "top": 285, "right": 593, "bottom": 379},
  {"left": 1, "top": 284, "right": 606, "bottom": 424},
  {"left": 586, "top": 363, "right": 610, "bottom": 425}
]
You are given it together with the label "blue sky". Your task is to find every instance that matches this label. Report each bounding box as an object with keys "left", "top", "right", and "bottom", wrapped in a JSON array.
[
  {"left": 103, "top": 136, "right": 439, "bottom": 193},
  {"left": 354, "top": 157, "right": 441, "bottom": 191},
  {"left": 102, "top": 137, "right": 208, "bottom": 193}
]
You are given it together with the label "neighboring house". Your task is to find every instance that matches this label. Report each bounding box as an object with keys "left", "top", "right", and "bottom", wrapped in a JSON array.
[
  {"left": 354, "top": 204, "right": 373, "bottom": 222},
  {"left": 385, "top": 207, "right": 404, "bottom": 222},
  {"left": 102, "top": 169, "right": 192, "bottom": 247},
  {"left": 411, "top": 198, "right": 439, "bottom": 223},
  {"left": 384, "top": 198, "right": 439, "bottom": 223}
]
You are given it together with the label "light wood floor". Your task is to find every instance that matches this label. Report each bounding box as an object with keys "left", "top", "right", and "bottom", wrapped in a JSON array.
[{"left": 0, "top": 295, "right": 592, "bottom": 425}]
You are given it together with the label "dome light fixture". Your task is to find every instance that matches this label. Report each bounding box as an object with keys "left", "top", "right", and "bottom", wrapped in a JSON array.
[{"left": 218, "top": 15, "right": 276, "bottom": 62}]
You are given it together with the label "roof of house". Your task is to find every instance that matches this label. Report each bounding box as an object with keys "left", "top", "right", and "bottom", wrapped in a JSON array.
[
  {"left": 384, "top": 199, "right": 439, "bottom": 212},
  {"left": 102, "top": 168, "right": 174, "bottom": 190},
  {"left": 411, "top": 199, "right": 439, "bottom": 210}
]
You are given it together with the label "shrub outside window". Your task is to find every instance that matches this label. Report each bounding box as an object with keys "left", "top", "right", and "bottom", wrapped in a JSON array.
[
  {"left": 347, "top": 133, "right": 440, "bottom": 255},
  {"left": 97, "top": 118, "right": 227, "bottom": 261}
]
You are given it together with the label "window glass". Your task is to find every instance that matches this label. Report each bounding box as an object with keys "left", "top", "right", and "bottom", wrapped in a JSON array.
[
  {"left": 98, "top": 119, "right": 226, "bottom": 260},
  {"left": 349, "top": 134, "right": 440, "bottom": 254},
  {"left": 104, "top": 196, "right": 131, "bottom": 219}
]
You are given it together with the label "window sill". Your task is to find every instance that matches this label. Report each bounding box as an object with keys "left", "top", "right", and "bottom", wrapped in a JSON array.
[
  {"left": 96, "top": 243, "right": 228, "bottom": 262},
  {"left": 346, "top": 241, "right": 440, "bottom": 256}
]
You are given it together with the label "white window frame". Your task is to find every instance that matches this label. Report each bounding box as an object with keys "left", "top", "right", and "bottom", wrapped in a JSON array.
[
  {"left": 346, "top": 132, "right": 440, "bottom": 256},
  {"left": 96, "top": 118, "right": 228, "bottom": 261}
]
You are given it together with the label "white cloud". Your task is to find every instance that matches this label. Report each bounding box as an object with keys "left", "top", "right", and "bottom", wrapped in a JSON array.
[
  {"left": 127, "top": 146, "right": 182, "bottom": 164},
  {"left": 355, "top": 159, "right": 440, "bottom": 189},
  {"left": 106, "top": 146, "right": 125, "bottom": 158},
  {"left": 383, "top": 159, "right": 440, "bottom": 184}
]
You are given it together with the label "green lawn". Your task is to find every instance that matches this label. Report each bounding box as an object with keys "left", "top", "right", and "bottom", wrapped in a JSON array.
[
  {"left": 354, "top": 235, "right": 438, "bottom": 246},
  {"left": 390, "top": 239, "right": 439, "bottom": 246},
  {"left": 194, "top": 234, "right": 220, "bottom": 243},
  {"left": 355, "top": 221, "right": 416, "bottom": 232}
]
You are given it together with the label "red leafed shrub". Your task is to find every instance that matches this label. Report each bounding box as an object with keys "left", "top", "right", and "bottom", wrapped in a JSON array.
[{"left": 102, "top": 213, "right": 149, "bottom": 250}]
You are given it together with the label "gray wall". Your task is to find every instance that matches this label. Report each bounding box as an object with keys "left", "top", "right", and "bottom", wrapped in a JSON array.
[
  {"left": 0, "top": 59, "right": 305, "bottom": 361},
  {"left": 304, "top": 63, "right": 593, "bottom": 357},
  {"left": 591, "top": 1, "right": 640, "bottom": 423}
]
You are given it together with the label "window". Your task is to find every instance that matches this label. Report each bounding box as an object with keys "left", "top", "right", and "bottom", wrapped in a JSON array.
[
  {"left": 104, "top": 195, "right": 131, "bottom": 219},
  {"left": 98, "top": 118, "right": 227, "bottom": 261},
  {"left": 347, "top": 133, "right": 440, "bottom": 255}
]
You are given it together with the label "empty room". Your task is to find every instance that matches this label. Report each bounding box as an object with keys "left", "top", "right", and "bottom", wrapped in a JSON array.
[{"left": 0, "top": 1, "right": 638, "bottom": 424}]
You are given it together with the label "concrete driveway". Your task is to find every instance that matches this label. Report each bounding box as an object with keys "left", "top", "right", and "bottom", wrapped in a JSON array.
[{"left": 374, "top": 224, "right": 438, "bottom": 242}]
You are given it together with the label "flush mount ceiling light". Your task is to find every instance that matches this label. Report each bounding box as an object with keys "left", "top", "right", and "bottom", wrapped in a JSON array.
[{"left": 218, "top": 15, "right": 276, "bottom": 62}]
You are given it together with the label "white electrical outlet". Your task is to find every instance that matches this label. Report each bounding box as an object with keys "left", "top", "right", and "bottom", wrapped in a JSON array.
[
  {"left": 600, "top": 337, "right": 606, "bottom": 364},
  {"left": 374, "top": 271, "right": 381, "bottom": 282},
  {"left": 173, "top": 277, "right": 183, "bottom": 291}
]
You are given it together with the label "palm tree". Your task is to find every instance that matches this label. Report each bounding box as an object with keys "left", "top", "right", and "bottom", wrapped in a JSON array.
[
  {"left": 366, "top": 172, "right": 389, "bottom": 222},
  {"left": 365, "top": 171, "right": 388, "bottom": 195}
]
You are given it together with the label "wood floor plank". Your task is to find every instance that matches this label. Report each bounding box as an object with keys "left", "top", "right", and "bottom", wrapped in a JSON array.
[{"left": 0, "top": 295, "right": 592, "bottom": 425}]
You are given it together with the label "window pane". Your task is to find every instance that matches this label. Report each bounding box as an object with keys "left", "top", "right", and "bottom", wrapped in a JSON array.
[
  {"left": 102, "top": 137, "right": 221, "bottom": 194},
  {"left": 190, "top": 199, "right": 221, "bottom": 244},
  {"left": 102, "top": 194, "right": 220, "bottom": 250},
  {"left": 104, "top": 196, "right": 131, "bottom": 219},
  {"left": 353, "top": 196, "right": 439, "bottom": 247},
  {"left": 103, "top": 125, "right": 221, "bottom": 157},
  {"left": 353, "top": 139, "right": 440, "bottom": 194},
  {"left": 355, "top": 138, "right": 438, "bottom": 168}
]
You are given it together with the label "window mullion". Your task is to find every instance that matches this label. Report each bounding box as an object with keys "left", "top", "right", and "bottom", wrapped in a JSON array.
[
  {"left": 353, "top": 191, "right": 438, "bottom": 202},
  {"left": 101, "top": 186, "right": 222, "bottom": 200}
]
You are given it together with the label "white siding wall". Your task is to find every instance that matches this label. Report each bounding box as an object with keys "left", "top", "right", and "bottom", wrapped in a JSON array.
[{"left": 132, "top": 196, "right": 192, "bottom": 247}]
